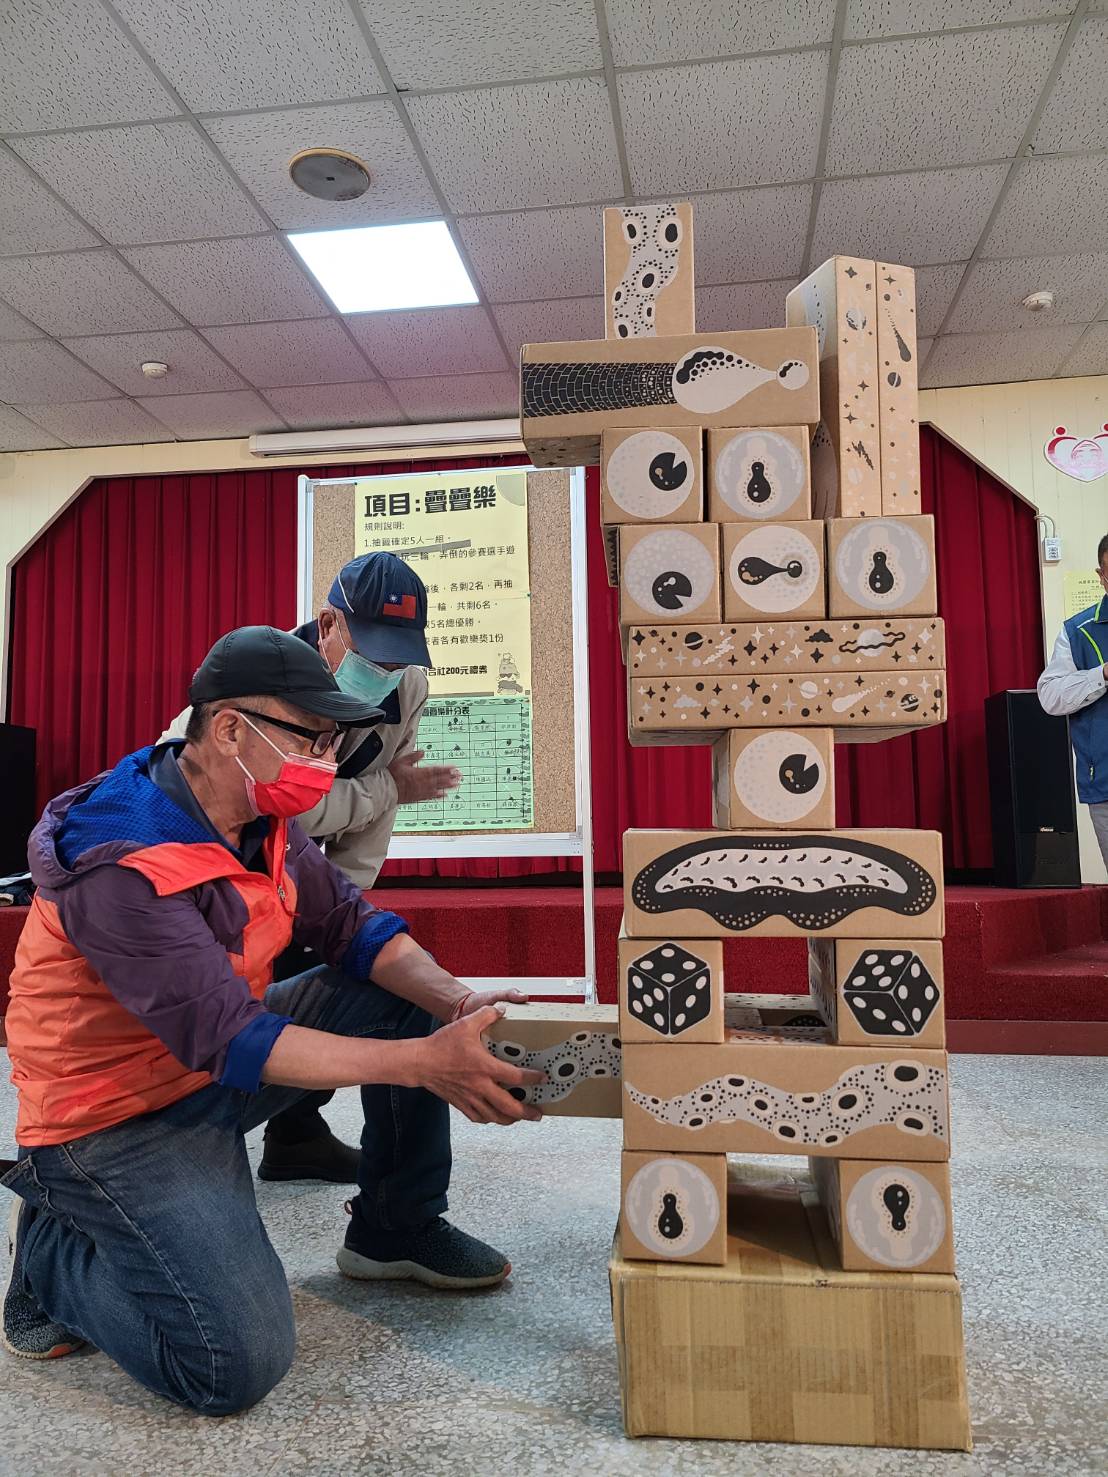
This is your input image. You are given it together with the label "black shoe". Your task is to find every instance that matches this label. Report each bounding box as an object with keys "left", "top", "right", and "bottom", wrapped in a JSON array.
[
  {"left": 337, "top": 1211, "right": 511, "bottom": 1290},
  {"left": 258, "top": 1129, "right": 360, "bottom": 1184}
]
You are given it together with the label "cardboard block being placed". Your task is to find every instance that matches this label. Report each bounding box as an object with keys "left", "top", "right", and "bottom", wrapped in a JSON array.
[
  {"left": 621, "top": 1150, "right": 727, "bottom": 1265},
  {"left": 483, "top": 1004, "right": 620, "bottom": 1117},
  {"left": 520, "top": 327, "right": 819, "bottom": 468},
  {"left": 809, "top": 937, "right": 945, "bottom": 1049},
  {"left": 601, "top": 425, "right": 703, "bottom": 525},
  {"left": 722, "top": 520, "right": 826, "bottom": 621},
  {"left": 619, "top": 934, "right": 724, "bottom": 1044},
  {"left": 786, "top": 257, "right": 881, "bottom": 518},
  {"left": 828, "top": 514, "right": 937, "bottom": 619},
  {"left": 622, "top": 827, "right": 945, "bottom": 940},
  {"left": 619, "top": 522, "right": 720, "bottom": 625},
  {"left": 706, "top": 425, "right": 811, "bottom": 522},
  {"left": 628, "top": 668, "right": 946, "bottom": 744},
  {"left": 621, "top": 1039, "right": 950, "bottom": 1159},
  {"left": 627, "top": 616, "right": 947, "bottom": 676},
  {"left": 604, "top": 202, "right": 695, "bottom": 340},
  {"left": 611, "top": 1164, "right": 972, "bottom": 1449},
  {"left": 811, "top": 1155, "right": 955, "bottom": 1274},
  {"left": 713, "top": 728, "right": 835, "bottom": 829},
  {"left": 877, "top": 262, "right": 921, "bottom": 515}
]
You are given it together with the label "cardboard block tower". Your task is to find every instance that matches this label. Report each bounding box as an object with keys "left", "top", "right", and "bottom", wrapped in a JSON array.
[{"left": 515, "top": 202, "right": 971, "bottom": 1452}]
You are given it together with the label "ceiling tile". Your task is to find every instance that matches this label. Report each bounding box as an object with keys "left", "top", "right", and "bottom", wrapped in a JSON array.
[
  {"left": 845, "top": 0, "right": 1074, "bottom": 40},
  {"left": 949, "top": 254, "right": 1108, "bottom": 333},
  {"left": 0, "top": 403, "right": 65, "bottom": 451},
  {"left": 0, "top": 300, "right": 42, "bottom": 341},
  {"left": 407, "top": 78, "right": 622, "bottom": 213},
  {"left": 695, "top": 280, "right": 799, "bottom": 333},
  {"left": 1032, "top": 18, "right": 1108, "bottom": 152},
  {"left": 922, "top": 325, "right": 1085, "bottom": 387},
  {"left": 264, "top": 381, "right": 405, "bottom": 429},
  {"left": 1058, "top": 322, "right": 1108, "bottom": 378},
  {"left": 827, "top": 28, "right": 1062, "bottom": 175},
  {"left": 457, "top": 207, "right": 603, "bottom": 302},
  {"left": 345, "top": 306, "right": 508, "bottom": 378},
  {"left": 11, "top": 122, "right": 265, "bottom": 246},
  {"left": 492, "top": 297, "right": 603, "bottom": 361},
  {"left": 0, "top": 0, "right": 176, "bottom": 132},
  {"left": 694, "top": 185, "right": 813, "bottom": 283},
  {"left": 202, "top": 318, "right": 372, "bottom": 386},
  {"left": 619, "top": 52, "right": 827, "bottom": 195},
  {"left": 204, "top": 101, "right": 439, "bottom": 231},
  {"left": 811, "top": 165, "right": 1008, "bottom": 265},
  {"left": 136, "top": 389, "right": 285, "bottom": 439},
  {"left": 916, "top": 337, "right": 934, "bottom": 384},
  {"left": 358, "top": 0, "right": 602, "bottom": 88},
  {"left": 389, "top": 371, "right": 518, "bottom": 421},
  {"left": 110, "top": 0, "right": 385, "bottom": 112},
  {"left": 0, "top": 251, "right": 183, "bottom": 336},
  {"left": 0, "top": 150, "right": 100, "bottom": 256},
  {"left": 914, "top": 263, "right": 966, "bottom": 336},
  {"left": 983, "top": 156, "right": 1108, "bottom": 258},
  {"left": 61, "top": 328, "right": 248, "bottom": 396},
  {"left": 0, "top": 341, "right": 117, "bottom": 403},
  {"left": 122, "top": 238, "right": 327, "bottom": 324},
  {"left": 606, "top": 0, "right": 835, "bottom": 67},
  {"left": 14, "top": 397, "right": 175, "bottom": 447}
]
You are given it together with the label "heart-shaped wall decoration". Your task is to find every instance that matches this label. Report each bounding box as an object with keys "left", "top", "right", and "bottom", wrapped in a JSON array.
[{"left": 1044, "top": 424, "right": 1108, "bottom": 482}]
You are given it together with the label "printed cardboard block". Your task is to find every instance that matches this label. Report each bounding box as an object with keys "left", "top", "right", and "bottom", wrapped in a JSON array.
[
  {"left": 601, "top": 425, "right": 703, "bottom": 525},
  {"left": 723, "top": 993, "right": 828, "bottom": 1030},
  {"left": 520, "top": 327, "right": 820, "bottom": 467},
  {"left": 828, "top": 515, "right": 937, "bottom": 619},
  {"left": 627, "top": 617, "right": 946, "bottom": 676},
  {"left": 604, "top": 202, "right": 695, "bottom": 340},
  {"left": 786, "top": 257, "right": 881, "bottom": 518},
  {"left": 713, "top": 728, "right": 836, "bottom": 829},
  {"left": 621, "top": 1150, "right": 728, "bottom": 1265},
  {"left": 622, "top": 827, "right": 945, "bottom": 940},
  {"left": 483, "top": 1004, "right": 620, "bottom": 1117},
  {"left": 706, "top": 425, "right": 811, "bottom": 522},
  {"left": 602, "top": 524, "right": 620, "bottom": 586},
  {"left": 808, "top": 937, "right": 946, "bottom": 1049},
  {"left": 811, "top": 1156, "right": 955, "bottom": 1274},
  {"left": 621, "top": 1040, "right": 950, "bottom": 1159},
  {"left": 628, "top": 668, "right": 946, "bottom": 743},
  {"left": 618, "top": 935, "right": 724, "bottom": 1044},
  {"left": 722, "top": 520, "right": 826, "bottom": 621},
  {"left": 619, "top": 522, "right": 721, "bottom": 626},
  {"left": 877, "top": 263, "right": 921, "bottom": 515}
]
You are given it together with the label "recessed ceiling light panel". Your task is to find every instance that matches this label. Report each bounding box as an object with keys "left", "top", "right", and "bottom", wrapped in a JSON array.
[{"left": 287, "top": 221, "right": 479, "bottom": 314}]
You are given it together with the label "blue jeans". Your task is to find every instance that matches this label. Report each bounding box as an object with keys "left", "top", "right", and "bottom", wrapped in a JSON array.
[{"left": 0, "top": 966, "right": 450, "bottom": 1415}]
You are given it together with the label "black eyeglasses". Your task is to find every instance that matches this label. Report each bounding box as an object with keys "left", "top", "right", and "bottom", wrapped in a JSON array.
[{"left": 230, "top": 708, "right": 342, "bottom": 758}]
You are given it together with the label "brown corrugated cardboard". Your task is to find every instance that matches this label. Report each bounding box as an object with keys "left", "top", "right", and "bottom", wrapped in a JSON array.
[
  {"left": 611, "top": 1164, "right": 972, "bottom": 1449},
  {"left": 809, "top": 937, "right": 946, "bottom": 1048},
  {"left": 618, "top": 935, "right": 724, "bottom": 1044},
  {"left": 620, "top": 1150, "right": 728, "bottom": 1265},
  {"left": 706, "top": 425, "right": 811, "bottom": 521},
  {"left": 619, "top": 521, "right": 721, "bottom": 626},
  {"left": 520, "top": 327, "right": 820, "bottom": 467},
  {"left": 601, "top": 425, "right": 703, "bottom": 525},
  {"left": 621, "top": 1040, "right": 949, "bottom": 1158},
  {"left": 713, "top": 728, "right": 836, "bottom": 829},
  {"left": 811, "top": 1155, "right": 956, "bottom": 1274},
  {"left": 627, "top": 616, "right": 947, "bottom": 676},
  {"left": 723, "top": 992, "right": 827, "bottom": 1029},
  {"left": 604, "top": 202, "right": 695, "bottom": 339},
  {"left": 722, "top": 519, "right": 826, "bottom": 621},
  {"left": 483, "top": 1004, "right": 621, "bottom": 1117},
  {"left": 876, "top": 263, "right": 922, "bottom": 515},
  {"left": 623, "top": 827, "right": 945, "bottom": 939},
  {"left": 601, "top": 523, "right": 620, "bottom": 587},
  {"left": 828, "top": 515, "right": 937, "bottom": 619}
]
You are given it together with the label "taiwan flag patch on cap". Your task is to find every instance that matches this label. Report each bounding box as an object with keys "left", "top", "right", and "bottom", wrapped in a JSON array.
[{"left": 383, "top": 592, "right": 417, "bottom": 620}]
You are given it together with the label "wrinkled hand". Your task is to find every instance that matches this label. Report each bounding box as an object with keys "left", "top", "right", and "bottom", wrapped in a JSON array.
[
  {"left": 389, "top": 749, "right": 463, "bottom": 805},
  {"left": 413, "top": 1006, "right": 545, "bottom": 1125},
  {"left": 451, "top": 987, "right": 529, "bottom": 1021}
]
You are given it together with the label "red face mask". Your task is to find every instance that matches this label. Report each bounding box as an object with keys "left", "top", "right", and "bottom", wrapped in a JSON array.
[{"left": 236, "top": 715, "right": 337, "bottom": 818}]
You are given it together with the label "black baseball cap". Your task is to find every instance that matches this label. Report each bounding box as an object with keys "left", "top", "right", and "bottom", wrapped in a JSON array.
[
  {"left": 328, "top": 551, "right": 432, "bottom": 667},
  {"left": 189, "top": 626, "right": 382, "bottom": 725}
]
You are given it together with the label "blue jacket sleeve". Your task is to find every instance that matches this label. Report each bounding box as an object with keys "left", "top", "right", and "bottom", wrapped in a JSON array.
[{"left": 286, "top": 821, "right": 409, "bottom": 979}]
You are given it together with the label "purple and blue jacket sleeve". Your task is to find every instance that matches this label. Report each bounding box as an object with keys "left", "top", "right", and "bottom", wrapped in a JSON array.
[{"left": 285, "top": 821, "right": 409, "bottom": 977}]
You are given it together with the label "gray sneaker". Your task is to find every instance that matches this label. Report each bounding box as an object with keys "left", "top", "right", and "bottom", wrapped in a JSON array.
[
  {"left": 2, "top": 1199, "right": 84, "bottom": 1360},
  {"left": 337, "top": 1210, "right": 511, "bottom": 1290}
]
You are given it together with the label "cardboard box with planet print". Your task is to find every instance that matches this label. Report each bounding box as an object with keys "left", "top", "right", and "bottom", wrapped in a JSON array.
[
  {"left": 627, "top": 616, "right": 946, "bottom": 676},
  {"left": 601, "top": 425, "right": 704, "bottom": 525},
  {"left": 827, "top": 514, "right": 937, "bottom": 619},
  {"left": 618, "top": 522, "right": 721, "bottom": 625},
  {"left": 706, "top": 425, "right": 811, "bottom": 522},
  {"left": 810, "top": 1155, "right": 955, "bottom": 1274},
  {"left": 713, "top": 728, "right": 836, "bottom": 829},
  {"left": 722, "top": 520, "right": 827, "bottom": 622},
  {"left": 620, "top": 1149, "right": 729, "bottom": 1265}
]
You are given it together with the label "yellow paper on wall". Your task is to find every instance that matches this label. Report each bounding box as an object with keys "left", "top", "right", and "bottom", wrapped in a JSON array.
[{"left": 1064, "top": 570, "right": 1103, "bottom": 620}]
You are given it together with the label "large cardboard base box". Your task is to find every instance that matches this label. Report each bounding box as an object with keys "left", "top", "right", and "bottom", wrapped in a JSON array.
[{"left": 610, "top": 1166, "right": 972, "bottom": 1450}]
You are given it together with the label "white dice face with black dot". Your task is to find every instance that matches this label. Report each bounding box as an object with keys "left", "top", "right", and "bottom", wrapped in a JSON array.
[
  {"left": 606, "top": 430, "right": 697, "bottom": 518},
  {"left": 843, "top": 948, "right": 939, "bottom": 1037},
  {"left": 627, "top": 943, "right": 713, "bottom": 1037}
]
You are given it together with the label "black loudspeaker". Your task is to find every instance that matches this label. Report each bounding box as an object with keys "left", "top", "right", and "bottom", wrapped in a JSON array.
[
  {"left": 0, "top": 723, "right": 36, "bottom": 874},
  {"left": 985, "top": 690, "right": 1080, "bottom": 888}
]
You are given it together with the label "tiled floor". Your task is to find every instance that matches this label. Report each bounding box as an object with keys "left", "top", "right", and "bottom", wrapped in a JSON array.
[{"left": 1, "top": 1055, "right": 1105, "bottom": 1476}]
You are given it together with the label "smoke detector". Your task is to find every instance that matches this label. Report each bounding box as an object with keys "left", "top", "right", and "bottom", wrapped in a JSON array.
[
  {"left": 288, "top": 148, "right": 371, "bottom": 202},
  {"left": 1021, "top": 289, "right": 1055, "bottom": 313},
  {"left": 141, "top": 361, "right": 169, "bottom": 378}
]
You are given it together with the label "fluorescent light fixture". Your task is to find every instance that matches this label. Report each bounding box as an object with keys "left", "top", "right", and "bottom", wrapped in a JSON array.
[{"left": 287, "top": 220, "right": 479, "bottom": 313}]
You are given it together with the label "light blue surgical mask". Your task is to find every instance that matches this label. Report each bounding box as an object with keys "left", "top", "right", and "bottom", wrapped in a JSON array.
[{"left": 334, "top": 628, "right": 405, "bottom": 708}]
